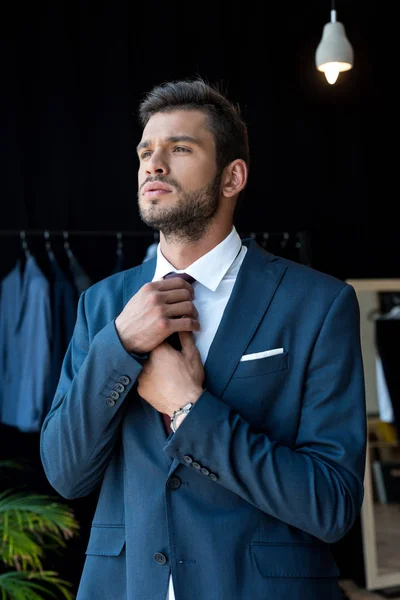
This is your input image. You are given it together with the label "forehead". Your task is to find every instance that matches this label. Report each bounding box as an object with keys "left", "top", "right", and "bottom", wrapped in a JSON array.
[{"left": 140, "top": 109, "right": 214, "bottom": 145}]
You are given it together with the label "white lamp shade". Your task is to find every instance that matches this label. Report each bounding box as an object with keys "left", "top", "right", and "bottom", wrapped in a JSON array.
[{"left": 315, "top": 21, "right": 354, "bottom": 74}]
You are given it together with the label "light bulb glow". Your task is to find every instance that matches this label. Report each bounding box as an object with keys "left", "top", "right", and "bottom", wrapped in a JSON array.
[
  {"left": 324, "top": 63, "right": 340, "bottom": 84},
  {"left": 317, "top": 61, "right": 352, "bottom": 85}
]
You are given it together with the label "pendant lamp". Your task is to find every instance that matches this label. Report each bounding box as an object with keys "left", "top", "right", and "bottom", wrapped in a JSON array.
[{"left": 315, "top": 1, "right": 354, "bottom": 85}]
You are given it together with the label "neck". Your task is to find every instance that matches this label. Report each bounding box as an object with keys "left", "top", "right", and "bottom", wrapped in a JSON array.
[{"left": 159, "top": 222, "right": 233, "bottom": 270}]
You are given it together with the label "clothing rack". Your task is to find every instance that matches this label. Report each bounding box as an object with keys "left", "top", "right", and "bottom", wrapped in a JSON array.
[
  {"left": 0, "top": 229, "right": 308, "bottom": 238},
  {"left": 0, "top": 230, "right": 159, "bottom": 238},
  {"left": 0, "top": 229, "right": 312, "bottom": 266}
]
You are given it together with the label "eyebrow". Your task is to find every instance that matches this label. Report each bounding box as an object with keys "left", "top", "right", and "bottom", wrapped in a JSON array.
[{"left": 136, "top": 135, "right": 202, "bottom": 154}]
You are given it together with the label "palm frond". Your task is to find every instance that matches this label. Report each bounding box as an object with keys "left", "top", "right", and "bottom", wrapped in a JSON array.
[
  {"left": 0, "top": 490, "right": 79, "bottom": 575},
  {"left": 0, "top": 490, "right": 79, "bottom": 539},
  {"left": 0, "top": 527, "right": 45, "bottom": 570},
  {"left": 0, "top": 462, "right": 25, "bottom": 472},
  {"left": 0, "top": 462, "right": 79, "bottom": 600},
  {"left": 0, "top": 570, "right": 74, "bottom": 600}
]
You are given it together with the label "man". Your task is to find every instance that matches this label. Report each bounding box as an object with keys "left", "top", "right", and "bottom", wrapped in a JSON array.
[{"left": 40, "top": 78, "right": 367, "bottom": 600}]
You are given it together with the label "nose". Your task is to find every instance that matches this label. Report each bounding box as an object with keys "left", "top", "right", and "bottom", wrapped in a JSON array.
[{"left": 145, "top": 149, "right": 169, "bottom": 176}]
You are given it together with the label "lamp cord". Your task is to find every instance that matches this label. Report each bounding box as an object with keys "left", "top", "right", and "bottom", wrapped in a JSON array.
[{"left": 330, "top": 0, "right": 337, "bottom": 22}]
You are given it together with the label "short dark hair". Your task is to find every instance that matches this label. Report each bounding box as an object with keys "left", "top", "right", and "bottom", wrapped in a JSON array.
[{"left": 138, "top": 78, "right": 249, "bottom": 173}]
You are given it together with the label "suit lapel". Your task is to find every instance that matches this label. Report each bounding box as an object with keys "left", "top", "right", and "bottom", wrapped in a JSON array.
[
  {"left": 203, "top": 239, "right": 287, "bottom": 398},
  {"left": 123, "top": 257, "right": 157, "bottom": 306},
  {"left": 167, "top": 239, "right": 287, "bottom": 477}
]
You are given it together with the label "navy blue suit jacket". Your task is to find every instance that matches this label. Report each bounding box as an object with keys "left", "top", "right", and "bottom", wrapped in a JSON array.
[
  {"left": 40, "top": 239, "right": 366, "bottom": 600},
  {"left": 1, "top": 256, "right": 51, "bottom": 432}
]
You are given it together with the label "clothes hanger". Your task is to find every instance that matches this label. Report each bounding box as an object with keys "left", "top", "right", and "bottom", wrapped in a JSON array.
[
  {"left": 281, "top": 232, "right": 289, "bottom": 249},
  {"left": 20, "top": 231, "right": 31, "bottom": 259},
  {"left": 116, "top": 232, "right": 124, "bottom": 259},
  {"left": 63, "top": 231, "right": 74, "bottom": 261},
  {"left": 261, "top": 232, "right": 269, "bottom": 249},
  {"left": 19, "top": 231, "right": 31, "bottom": 275},
  {"left": 44, "top": 230, "right": 56, "bottom": 261},
  {"left": 368, "top": 305, "right": 400, "bottom": 321}
]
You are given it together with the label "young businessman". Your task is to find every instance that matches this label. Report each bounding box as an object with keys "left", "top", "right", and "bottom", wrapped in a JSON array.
[{"left": 40, "top": 78, "right": 367, "bottom": 600}]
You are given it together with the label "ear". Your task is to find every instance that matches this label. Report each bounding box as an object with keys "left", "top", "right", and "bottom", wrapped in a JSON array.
[{"left": 221, "top": 159, "right": 248, "bottom": 198}]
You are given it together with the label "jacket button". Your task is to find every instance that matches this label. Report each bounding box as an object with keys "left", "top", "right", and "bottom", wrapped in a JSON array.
[
  {"left": 191, "top": 462, "right": 201, "bottom": 470},
  {"left": 106, "top": 398, "right": 115, "bottom": 407},
  {"left": 200, "top": 467, "right": 210, "bottom": 476},
  {"left": 183, "top": 455, "right": 193, "bottom": 464},
  {"left": 114, "top": 383, "right": 125, "bottom": 393},
  {"left": 209, "top": 473, "right": 218, "bottom": 481},
  {"left": 167, "top": 476, "right": 181, "bottom": 490},
  {"left": 120, "top": 376, "right": 130, "bottom": 386},
  {"left": 154, "top": 552, "right": 167, "bottom": 565},
  {"left": 110, "top": 391, "right": 120, "bottom": 400}
]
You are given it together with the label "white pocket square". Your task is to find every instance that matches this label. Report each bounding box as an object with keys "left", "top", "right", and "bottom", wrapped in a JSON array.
[{"left": 240, "top": 348, "right": 284, "bottom": 362}]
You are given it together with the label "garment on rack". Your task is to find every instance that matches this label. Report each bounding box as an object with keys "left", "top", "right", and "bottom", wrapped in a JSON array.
[
  {"left": 142, "top": 241, "right": 158, "bottom": 263},
  {"left": 0, "top": 255, "right": 51, "bottom": 432},
  {"left": 47, "top": 253, "right": 78, "bottom": 415},
  {"left": 375, "top": 319, "right": 400, "bottom": 438},
  {"left": 68, "top": 252, "right": 92, "bottom": 295},
  {"left": 256, "top": 232, "right": 311, "bottom": 266},
  {"left": 376, "top": 354, "right": 394, "bottom": 422}
]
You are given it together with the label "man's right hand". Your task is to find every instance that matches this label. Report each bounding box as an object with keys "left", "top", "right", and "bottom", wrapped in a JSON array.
[{"left": 115, "top": 278, "right": 199, "bottom": 354}]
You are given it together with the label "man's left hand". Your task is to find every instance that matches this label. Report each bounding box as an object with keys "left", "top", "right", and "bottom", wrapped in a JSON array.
[{"left": 137, "top": 331, "right": 205, "bottom": 416}]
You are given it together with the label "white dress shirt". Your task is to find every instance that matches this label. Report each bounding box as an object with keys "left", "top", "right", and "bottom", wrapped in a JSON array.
[{"left": 151, "top": 225, "right": 247, "bottom": 600}]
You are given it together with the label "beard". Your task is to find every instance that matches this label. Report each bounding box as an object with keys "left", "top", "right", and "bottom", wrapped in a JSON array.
[{"left": 138, "top": 172, "right": 222, "bottom": 244}]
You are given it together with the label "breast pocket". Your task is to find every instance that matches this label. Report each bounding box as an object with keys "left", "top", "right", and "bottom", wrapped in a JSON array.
[{"left": 232, "top": 351, "right": 288, "bottom": 379}]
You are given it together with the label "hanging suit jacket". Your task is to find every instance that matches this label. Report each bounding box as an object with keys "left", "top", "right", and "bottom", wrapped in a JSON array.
[
  {"left": 40, "top": 238, "right": 367, "bottom": 600},
  {"left": 68, "top": 250, "right": 92, "bottom": 296},
  {"left": 0, "top": 255, "right": 51, "bottom": 432},
  {"left": 47, "top": 253, "right": 78, "bottom": 416}
]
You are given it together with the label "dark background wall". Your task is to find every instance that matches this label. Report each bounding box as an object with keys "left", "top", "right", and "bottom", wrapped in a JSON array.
[
  {"left": 0, "top": 0, "right": 392, "bottom": 595},
  {"left": 1, "top": 0, "right": 394, "bottom": 281}
]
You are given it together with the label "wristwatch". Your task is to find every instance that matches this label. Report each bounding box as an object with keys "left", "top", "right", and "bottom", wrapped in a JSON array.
[{"left": 171, "top": 402, "right": 193, "bottom": 433}]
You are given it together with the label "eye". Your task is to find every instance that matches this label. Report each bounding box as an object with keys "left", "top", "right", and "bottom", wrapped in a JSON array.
[
  {"left": 173, "top": 146, "right": 190, "bottom": 153},
  {"left": 140, "top": 151, "right": 152, "bottom": 159}
]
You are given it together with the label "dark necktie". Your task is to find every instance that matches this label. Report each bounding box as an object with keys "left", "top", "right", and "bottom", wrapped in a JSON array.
[{"left": 161, "top": 271, "right": 196, "bottom": 434}]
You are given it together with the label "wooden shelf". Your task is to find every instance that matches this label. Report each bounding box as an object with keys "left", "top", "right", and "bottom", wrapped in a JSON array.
[{"left": 346, "top": 279, "right": 400, "bottom": 292}]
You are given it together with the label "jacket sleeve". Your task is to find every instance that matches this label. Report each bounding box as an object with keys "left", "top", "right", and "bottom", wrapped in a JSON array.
[
  {"left": 40, "top": 290, "right": 144, "bottom": 499},
  {"left": 17, "top": 279, "right": 52, "bottom": 432},
  {"left": 163, "top": 284, "right": 367, "bottom": 544}
]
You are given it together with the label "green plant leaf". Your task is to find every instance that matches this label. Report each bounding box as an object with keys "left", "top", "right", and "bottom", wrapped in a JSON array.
[
  {"left": 0, "top": 462, "right": 25, "bottom": 472},
  {"left": 0, "top": 482, "right": 78, "bottom": 600},
  {"left": 0, "top": 570, "right": 74, "bottom": 600}
]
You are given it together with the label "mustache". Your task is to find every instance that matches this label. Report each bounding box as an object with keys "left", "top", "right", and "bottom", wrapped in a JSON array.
[{"left": 140, "top": 175, "right": 181, "bottom": 193}]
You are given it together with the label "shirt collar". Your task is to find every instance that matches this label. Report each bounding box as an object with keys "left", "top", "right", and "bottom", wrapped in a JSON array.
[{"left": 152, "top": 225, "right": 242, "bottom": 292}]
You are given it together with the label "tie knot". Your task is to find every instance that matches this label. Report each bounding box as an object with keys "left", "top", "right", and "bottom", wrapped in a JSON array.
[{"left": 164, "top": 271, "right": 195, "bottom": 285}]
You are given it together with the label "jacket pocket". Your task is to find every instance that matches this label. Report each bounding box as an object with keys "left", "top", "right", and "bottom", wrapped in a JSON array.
[
  {"left": 85, "top": 525, "right": 125, "bottom": 556},
  {"left": 232, "top": 351, "right": 288, "bottom": 379},
  {"left": 250, "top": 543, "right": 340, "bottom": 578}
]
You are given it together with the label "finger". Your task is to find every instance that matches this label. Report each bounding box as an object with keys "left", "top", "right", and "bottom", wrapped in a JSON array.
[
  {"left": 179, "top": 330, "right": 194, "bottom": 349},
  {"left": 170, "top": 317, "right": 200, "bottom": 333},
  {"left": 155, "top": 278, "right": 195, "bottom": 297},
  {"left": 179, "top": 331, "right": 201, "bottom": 359},
  {"left": 160, "top": 287, "right": 194, "bottom": 304},
  {"left": 165, "top": 301, "right": 198, "bottom": 319}
]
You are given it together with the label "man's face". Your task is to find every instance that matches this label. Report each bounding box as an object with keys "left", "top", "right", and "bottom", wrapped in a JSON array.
[{"left": 137, "top": 109, "right": 222, "bottom": 242}]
